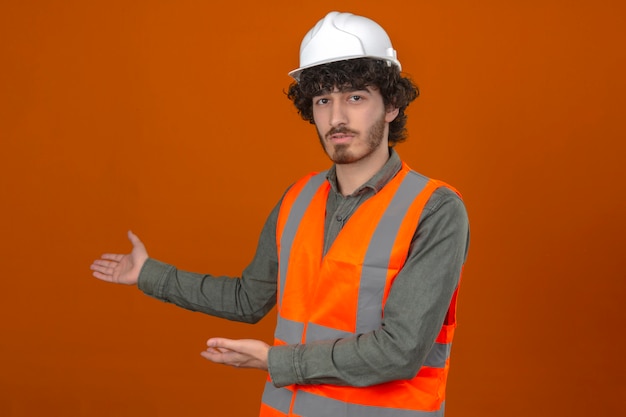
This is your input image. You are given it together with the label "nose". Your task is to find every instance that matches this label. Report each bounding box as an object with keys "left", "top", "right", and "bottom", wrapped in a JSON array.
[{"left": 329, "top": 100, "right": 348, "bottom": 127}]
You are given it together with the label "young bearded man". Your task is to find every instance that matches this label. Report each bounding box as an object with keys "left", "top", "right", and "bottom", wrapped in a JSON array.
[{"left": 91, "top": 11, "right": 470, "bottom": 417}]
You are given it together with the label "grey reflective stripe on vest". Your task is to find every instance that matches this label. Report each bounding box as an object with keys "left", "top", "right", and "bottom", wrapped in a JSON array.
[
  {"left": 293, "top": 390, "right": 445, "bottom": 417},
  {"left": 423, "top": 341, "right": 452, "bottom": 369},
  {"left": 261, "top": 382, "right": 292, "bottom": 414},
  {"left": 275, "top": 316, "right": 305, "bottom": 344},
  {"left": 278, "top": 172, "right": 328, "bottom": 307},
  {"left": 306, "top": 321, "right": 353, "bottom": 342},
  {"left": 276, "top": 313, "right": 362, "bottom": 344},
  {"left": 356, "top": 170, "right": 429, "bottom": 333}
]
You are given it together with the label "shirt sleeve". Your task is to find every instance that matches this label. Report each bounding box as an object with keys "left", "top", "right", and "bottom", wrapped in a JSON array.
[
  {"left": 267, "top": 187, "right": 470, "bottom": 387},
  {"left": 137, "top": 200, "right": 282, "bottom": 324}
]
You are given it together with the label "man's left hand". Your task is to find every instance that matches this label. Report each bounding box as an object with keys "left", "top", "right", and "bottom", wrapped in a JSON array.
[{"left": 201, "top": 338, "right": 270, "bottom": 371}]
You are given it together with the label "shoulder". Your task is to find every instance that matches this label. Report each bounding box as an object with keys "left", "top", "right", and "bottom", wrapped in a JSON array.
[
  {"left": 422, "top": 185, "right": 466, "bottom": 220},
  {"left": 411, "top": 183, "right": 470, "bottom": 261}
]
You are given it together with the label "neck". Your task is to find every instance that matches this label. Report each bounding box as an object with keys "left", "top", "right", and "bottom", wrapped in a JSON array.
[{"left": 335, "top": 146, "right": 390, "bottom": 196}]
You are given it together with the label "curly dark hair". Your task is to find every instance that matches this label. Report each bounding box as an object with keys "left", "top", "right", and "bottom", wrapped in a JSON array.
[{"left": 286, "top": 58, "right": 419, "bottom": 145}]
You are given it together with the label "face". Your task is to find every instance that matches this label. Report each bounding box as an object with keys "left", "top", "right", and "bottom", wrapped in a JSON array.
[{"left": 312, "top": 86, "right": 399, "bottom": 165}]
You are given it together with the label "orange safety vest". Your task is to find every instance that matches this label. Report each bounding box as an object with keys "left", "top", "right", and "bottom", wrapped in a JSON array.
[{"left": 260, "top": 163, "right": 463, "bottom": 417}]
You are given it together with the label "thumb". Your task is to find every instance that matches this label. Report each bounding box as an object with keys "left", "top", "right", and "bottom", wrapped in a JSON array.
[
  {"left": 127, "top": 230, "right": 149, "bottom": 271},
  {"left": 127, "top": 230, "right": 148, "bottom": 256},
  {"left": 127, "top": 230, "right": 143, "bottom": 246}
]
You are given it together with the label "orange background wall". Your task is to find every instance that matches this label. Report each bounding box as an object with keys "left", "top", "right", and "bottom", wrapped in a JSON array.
[{"left": 1, "top": 1, "right": 625, "bottom": 416}]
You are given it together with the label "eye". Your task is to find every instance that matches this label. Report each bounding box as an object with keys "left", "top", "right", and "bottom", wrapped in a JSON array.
[
  {"left": 349, "top": 95, "right": 363, "bottom": 102},
  {"left": 314, "top": 97, "right": 329, "bottom": 105}
]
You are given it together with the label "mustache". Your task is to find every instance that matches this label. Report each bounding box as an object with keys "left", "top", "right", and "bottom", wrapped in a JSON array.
[{"left": 325, "top": 126, "right": 358, "bottom": 139}]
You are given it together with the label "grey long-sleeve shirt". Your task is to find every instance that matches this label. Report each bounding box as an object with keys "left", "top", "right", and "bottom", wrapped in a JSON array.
[{"left": 138, "top": 149, "right": 470, "bottom": 388}]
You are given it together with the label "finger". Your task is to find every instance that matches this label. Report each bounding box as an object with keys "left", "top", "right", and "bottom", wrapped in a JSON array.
[
  {"left": 100, "top": 254, "right": 124, "bottom": 262},
  {"left": 92, "top": 270, "right": 114, "bottom": 282},
  {"left": 91, "top": 266, "right": 109, "bottom": 277},
  {"left": 203, "top": 346, "right": 231, "bottom": 354},
  {"left": 90, "top": 263, "right": 112, "bottom": 274},
  {"left": 90, "top": 259, "right": 121, "bottom": 272},
  {"left": 91, "top": 259, "right": 118, "bottom": 268},
  {"left": 206, "top": 337, "right": 237, "bottom": 350},
  {"left": 201, "top": 350, "right": 221, "bottom": 363},
  {"left": 201, "top": 347, "right": 230, "bottom": 363},
  {"left": 200, "top": 348, "right": 241, "bottom": 367},
  {"left": 214, "top": 347, "right": 232, "bottom": 354}
]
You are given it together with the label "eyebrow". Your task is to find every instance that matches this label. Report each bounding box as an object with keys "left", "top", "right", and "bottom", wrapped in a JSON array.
[{"left": 314, "top": 85, "right": 373, "bottom": 96}]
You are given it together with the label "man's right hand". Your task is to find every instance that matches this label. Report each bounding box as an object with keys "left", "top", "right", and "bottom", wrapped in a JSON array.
[{"left": 90, "top": 230, "right": 149, "bottom": 285}]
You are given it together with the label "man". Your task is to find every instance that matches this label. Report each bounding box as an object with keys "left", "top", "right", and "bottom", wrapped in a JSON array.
[{"left": 91, "top": 11, "right": 469, "bottom": 417}]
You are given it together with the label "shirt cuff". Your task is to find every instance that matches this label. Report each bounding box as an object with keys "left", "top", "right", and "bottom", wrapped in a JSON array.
[
  {"left": 137, "top": 258, "right": 173, "bottom": 299},
  {"left": 268, "top": 344, "right": 302, "bottom": 387}
]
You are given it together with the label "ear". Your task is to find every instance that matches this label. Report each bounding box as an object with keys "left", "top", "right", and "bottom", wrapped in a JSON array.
[{"left": 385, "top": 107, "right": 400, "bottom": 123}]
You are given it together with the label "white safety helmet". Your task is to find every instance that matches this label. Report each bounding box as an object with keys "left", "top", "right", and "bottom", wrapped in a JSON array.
[{"left": 288, "top": 11, "right": 402, "bottom": 81}]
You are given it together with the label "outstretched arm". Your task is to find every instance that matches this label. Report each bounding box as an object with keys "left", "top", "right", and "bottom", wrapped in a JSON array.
[{"left": 90, "top": 230, "right": 149, "bottom": 285}]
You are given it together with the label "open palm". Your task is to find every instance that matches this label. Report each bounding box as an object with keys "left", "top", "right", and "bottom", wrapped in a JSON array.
[{"left": 90, "top": 230, "right": 148, "bottom": 285}]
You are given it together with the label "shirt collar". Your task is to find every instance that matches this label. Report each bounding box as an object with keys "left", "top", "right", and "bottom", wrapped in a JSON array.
[{"left": 325, "top": 148, "right": 403, "bottom": 197}]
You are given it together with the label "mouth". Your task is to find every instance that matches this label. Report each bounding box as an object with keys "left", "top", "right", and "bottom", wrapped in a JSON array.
[
  {"left": 329, "top": 133, "right": 353, "bottom": 144},
  {"left": 326, "top": 128, "right": 357, "bottom": 144}
]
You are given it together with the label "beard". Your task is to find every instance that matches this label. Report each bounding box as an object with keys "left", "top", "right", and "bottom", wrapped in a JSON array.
[{"left": 317, "top": 114, "right": 386, "bottom": 164}]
